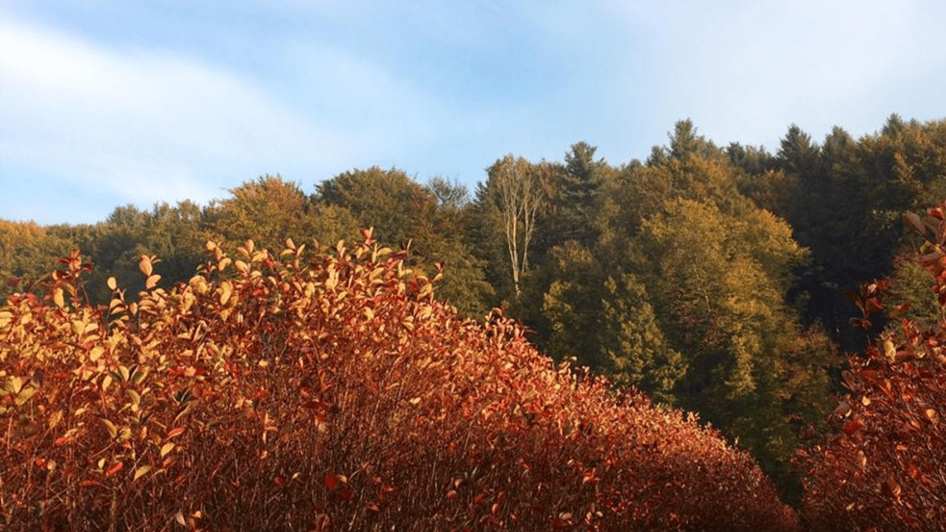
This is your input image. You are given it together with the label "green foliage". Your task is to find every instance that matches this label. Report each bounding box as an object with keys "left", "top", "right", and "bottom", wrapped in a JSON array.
[
  {"left": 886, "top": 250, "right": 943, "bottom": 325},
  {"left": 598, "top": 272, "right": 686, "bottom": 403},
  {"left": 631, "top": 195, "right": 831, "bottom": 499},
  {"left": 319, "top": 167, "right": 494, "bottom": 317},
  {"left": 537, "top": 242, "right": 686, "bottom": 403},
  {"left": 317, "top": 166, "right": 426, "bottom": 246},
  {"left": 540, "top": 241, "right": 604, "bottom": 365},
  {"left": 740, "top": 117, "right": 946, "bottom": 352},
  {"left": 550, "top": 142, "right": 610, "bottom": 248}
]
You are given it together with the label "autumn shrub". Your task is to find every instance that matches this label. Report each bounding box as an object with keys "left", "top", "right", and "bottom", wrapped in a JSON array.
[
  {"left": 800, "top": 203, "right": 946, "bottom": 532},
  {"left": 2, "top": 230, "right": 797, "bottom": 531}
]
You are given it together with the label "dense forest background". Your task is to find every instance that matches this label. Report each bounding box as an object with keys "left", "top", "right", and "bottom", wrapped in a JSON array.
[{"left": 3, "top": 115, "right": 945, "bottom": 502}]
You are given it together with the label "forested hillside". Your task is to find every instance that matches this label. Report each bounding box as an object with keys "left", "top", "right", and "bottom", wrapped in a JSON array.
[{"left": 3, "top": 115, "right": 946, "bottom": 530}]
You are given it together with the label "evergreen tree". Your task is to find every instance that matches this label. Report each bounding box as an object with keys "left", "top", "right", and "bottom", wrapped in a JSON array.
[{"left": 550, "top": 142, "right": 609, "bottom": 248}]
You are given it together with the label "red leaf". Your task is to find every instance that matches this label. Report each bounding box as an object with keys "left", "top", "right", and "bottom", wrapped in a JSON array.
[
  {"left": 843, "top": 420, "right": 863, "bottom": 435},
  {"left": 105, "top": 461, "right": 124, "bottom": 477},
  {"left": 325, "top": 473, "right": 338, "bottom": 491}
]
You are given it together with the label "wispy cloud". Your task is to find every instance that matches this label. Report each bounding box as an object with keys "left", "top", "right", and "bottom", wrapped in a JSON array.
[{"left": 0, "top": 17, "right": 347, "bottom": 222}]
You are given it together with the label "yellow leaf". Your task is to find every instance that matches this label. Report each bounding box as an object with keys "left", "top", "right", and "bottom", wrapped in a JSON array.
[
  {"left": 107, "top": 277, "right": 117, "bottom": 290},
  {"left": 133, "top": 465, "right": 152, "bottom": 481},
  {"left": 15, "top": 386, "right": 36, "bottom": 406},
  {"left": 7, "top": 376, "right": 24, "bottom": 395},
  {"left": 53, "top": 287, "right": 65, "bottom": 308},
  {"left": 883, "top": 339, "right": 896, "bottom": 362},
  {"left": 220, "top": 281, "right": 233, "bottom": 305},
  {"left": 49, "top": 410, "right": 64, "bottom": 430},
  {"left": 146, "top": 275, "right": 161, "bottom": 289},
  {"left": 160, "top": 442, "right": 176, "bottom": 457}
]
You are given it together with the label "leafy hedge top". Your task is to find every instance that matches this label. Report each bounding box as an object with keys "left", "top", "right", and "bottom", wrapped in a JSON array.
[{"left": 2, "top": 230, "right": 796, "bottom": 531}]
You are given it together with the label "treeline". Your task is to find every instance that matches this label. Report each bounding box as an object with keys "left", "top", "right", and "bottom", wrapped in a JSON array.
[{"left": 2, "top": 115, "right": 945, "bottom": 501}]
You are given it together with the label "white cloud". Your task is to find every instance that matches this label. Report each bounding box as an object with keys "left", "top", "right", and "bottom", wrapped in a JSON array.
[{"left": 0, "top": 17, "right": 348, "bottom": 222}]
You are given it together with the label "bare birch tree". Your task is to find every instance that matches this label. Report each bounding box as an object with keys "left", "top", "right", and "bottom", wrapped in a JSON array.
[{"left": 487, "top": 155, "right": 546, "bottom": 297}]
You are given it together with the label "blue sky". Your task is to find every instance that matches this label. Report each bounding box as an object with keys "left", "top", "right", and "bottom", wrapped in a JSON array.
[{"left": 1, "top": 0, "right": 944, "bottom": 225}]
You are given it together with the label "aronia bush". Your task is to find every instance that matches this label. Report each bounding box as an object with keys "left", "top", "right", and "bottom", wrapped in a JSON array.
[
  {"left": 801, "top": 203, "right": 946, "bottom": 532},
  {"left": 2, "top": 229, "right": 797, "bottom": 531}
]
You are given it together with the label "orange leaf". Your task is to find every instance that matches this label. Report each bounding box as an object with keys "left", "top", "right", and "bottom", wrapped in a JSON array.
[
  {"left": 139, "top": 255, "right": 153, "bottom": 277},
  {"left": 105, "top": 461, "right": 124, "bottom": 477}
]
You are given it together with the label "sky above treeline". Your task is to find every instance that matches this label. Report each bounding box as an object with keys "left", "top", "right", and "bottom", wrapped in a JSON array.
[{"left": 1, "top": 0, "right": 944, "bottom": 225}]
